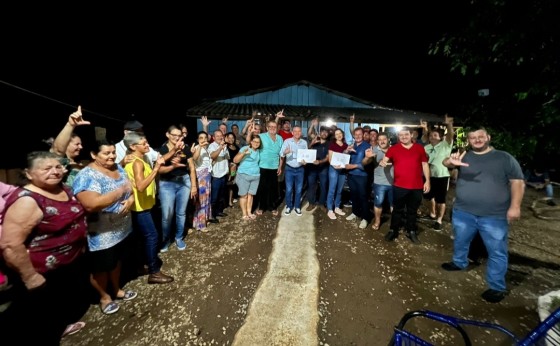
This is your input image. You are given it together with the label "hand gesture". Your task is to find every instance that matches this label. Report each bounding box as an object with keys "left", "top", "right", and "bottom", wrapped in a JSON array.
[
  {"left": 420, "top": 119, "right": 428, "bottom": 129},
  {"left": 311, "top": 117, "right": 318, "bottom": 127},
  {"left": 190, "top": 142, "right": 196, "bottom": 153},
  {"left": 444, "top": 114, "right": 454, "bottom": 125},
  {"left": 155, "top": 156, "right": 166, "bottom": 170},
  {"left": 350, "top": 114, "right": 355, "bottom": 123},
  {"left": 365, "top": 147, "right": 376, "bottom": 158},
  {"left": 68, "top": 105, "right": 91, "bottom": 127},
  {"left": 200, "top": 116, "right": 211, "bottom": 127},
  {"left": 222, "top": 116, "right": 229, "bottom": 124},
  {"left": 449, "top": 151, "right": 469, "bottom": 167},
  {"left": 276, "top": 109, "right": 285, "bottom": 118}
]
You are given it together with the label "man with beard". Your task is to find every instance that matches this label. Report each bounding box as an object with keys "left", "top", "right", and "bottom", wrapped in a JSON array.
[
  {"left": 441, "top": 126, "right": 525, "bottom": 303},
  {"left": 380, "top": 127, "right": 430, "bottom": 243}
]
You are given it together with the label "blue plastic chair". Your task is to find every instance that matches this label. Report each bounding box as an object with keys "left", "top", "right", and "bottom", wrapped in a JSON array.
[{"left": 389, "top": 307, "right": 560, "bottom": 345}]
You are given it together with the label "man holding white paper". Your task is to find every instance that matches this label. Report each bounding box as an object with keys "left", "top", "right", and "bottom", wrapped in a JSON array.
[{"left": 279, "top": 126, "right": 308, "bottom": 216}]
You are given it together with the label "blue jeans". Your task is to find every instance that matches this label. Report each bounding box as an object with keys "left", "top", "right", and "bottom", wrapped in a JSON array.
[
  {"left": 285, "top": 165, "right": 305, "bottom": 209},
  {"left": 132, "top": 210, "right": 163, "bottom": 275},
  {"left": 327, "top": 166, "right": 345, "bottom": 211},
  {"left": 159, "top": 176, "right": 192, "bottom": 245},
  {"left": 373, "top": 183, "right": 393, "bottom": 208},
  {"left": 307, "top": 167, "right": 328, "bottom": 205},
  {"left": 211, "top": 175, "right": 227, "bottom": 216},
  {"left": 452, "top": 208, "right": 509, "bottom": 291}
]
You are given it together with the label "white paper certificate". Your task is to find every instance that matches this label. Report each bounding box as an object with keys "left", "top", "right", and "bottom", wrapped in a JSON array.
[
  {"left": 330, "top": 152, "right": 350, "bottom": 167},
  {"left": 297, "top": 149, "right": 316, "bottom": 163}
]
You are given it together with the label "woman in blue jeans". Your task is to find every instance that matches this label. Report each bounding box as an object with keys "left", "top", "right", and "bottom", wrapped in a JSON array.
[
  {"left": 124, "top": 132, "right": 174, "bottom": 285},
  {"left": 158, "top": 126, "right": 197, "bottom": 252},
  {"left": 326, "top": 128, "right": 349, "bottom": 220}
]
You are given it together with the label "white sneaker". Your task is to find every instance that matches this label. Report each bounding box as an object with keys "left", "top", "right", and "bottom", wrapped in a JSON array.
[
  {"left": 359, "top": 219, "right": 368, "bottom": 229},
  {"left": 327, "top": 211, "right": 337, "bottom": 220},
  {"left": 334, "top": 208, "right": 346, "bottom": 216},
  {"left": 284, "top": 207, "right": 292, "bottom": 216},
  {"left": 346, "top": 213, "right": 357, "bottom": 221}
]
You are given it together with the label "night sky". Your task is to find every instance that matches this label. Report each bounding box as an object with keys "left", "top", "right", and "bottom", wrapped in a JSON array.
[{"left": 2, "top": 3, "right": 475, "bottom": 167}]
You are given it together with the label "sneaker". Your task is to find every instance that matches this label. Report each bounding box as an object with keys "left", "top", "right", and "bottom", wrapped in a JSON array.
[
  {"left": 160, "top": 242, "right": 170, "bottom": 253},
  {"left": 327, "top": 210, "right": 337, "bottom": 220},
  {"left": 334, "top": 208, "right": 346, "bottom": 216},
  {"left": 546, "top": 199, "right": 557, "bottom": 206},
  {"left": 346, "top": 213, "right": 357, "bottom": 221},
  {"left": 233, "top": 199, "right": 238, "bottom": 203},
  {"left": 433, "top": 221, "right": 442, "bottom": 231},
  {"left": 359, "top": 219, "right": 368, "bottom": 229},
  {"left": 284, "top": 207, "right": 292, "bottom": 216},
  {"left": 384, "top": 230, "right": 399, "bottom": 241},
  {"left": 406, "top": 231, "right": 421, "bottom": 244},
  {"left": 175, "top": 239, "right": 186, "bottom": 251},
  {"left": 295, "top": 208, "right": 302, "bottom": 216},
  {"left": 343, "top": 201, "right": 352, "bottom": 208},
  {"left": 481, "top": 289, "right": 507, "bottom": 303},
  {"left": 306, "top": 204, "right": 316, "bottom": 212},
  {"left": 441, "top": 262, "right": 463, "bottom": 271}
]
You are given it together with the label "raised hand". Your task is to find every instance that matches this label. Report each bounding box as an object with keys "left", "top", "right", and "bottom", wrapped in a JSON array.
[
  {"left": 69, "top": 105, "right": 91, "bottom": 127},
  {"left": 420, "top": 119, "right": 428, "bottom": 129},
  {"left": 350, "top": 114, "right": 355, "bottom": 123},
  {"left": 444, "top": 114, "right": 454, "bottom": 125},
  {"left": 276, "top": 109, "right": 285, "bottom": 118},
  {"left": 448, "top": 151, "right": 469, "bottom": 167},
  {"left": 200, "top": 116, "right": 211, "bottom": 127},
  {"left": 222, "top": 116, "right": 229, "bottom": 124}
]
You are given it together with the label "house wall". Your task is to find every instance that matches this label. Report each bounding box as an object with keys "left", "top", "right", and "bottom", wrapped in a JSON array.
[{"left": 221, "top": 85, "right": 370, "bottom": 108}]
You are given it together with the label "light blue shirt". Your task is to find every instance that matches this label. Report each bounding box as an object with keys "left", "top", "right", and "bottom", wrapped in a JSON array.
[{"left": 280, "top": 137, "right": 308, "bottom": 168}]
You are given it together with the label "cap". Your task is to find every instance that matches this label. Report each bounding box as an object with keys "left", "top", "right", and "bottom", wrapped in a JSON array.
[{"left": 124, "top": 120, "right": 143, "bottom": 131}]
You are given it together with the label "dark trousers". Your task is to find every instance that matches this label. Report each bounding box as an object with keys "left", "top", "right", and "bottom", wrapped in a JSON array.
[
  {"left": 211, "top": 175, "right": 227, "bottom": 217},
  {"left": 390, "top": 186, "right": 423, "bottom": 233},
  {"left": 348, "top": 174, "right": 372, "bottom": 221},
  {"left": 307, "top": 167, "right": 328, "bottom": 205},
  {"left": 255, "top": 168, "right": 279, "bottom": 212}
]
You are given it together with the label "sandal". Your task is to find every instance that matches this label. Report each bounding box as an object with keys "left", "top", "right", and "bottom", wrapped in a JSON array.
[
  {"left": 100, "top": 301, "right": 120, "bottom": 315},
  {"left": 371, "top": 223, "right": 380, "bottom": 230},
  {"left": 248, "top": 214, "right": 257, "bottom": 219},
  {"left": 242, "top": 215, "right": 250, "bottom": 220},
  {"left": 62, "top": 321, "right": 86, "bottom": 337},
  {"left": 116, "top": 290, "right": 138, "bottom": 301}
]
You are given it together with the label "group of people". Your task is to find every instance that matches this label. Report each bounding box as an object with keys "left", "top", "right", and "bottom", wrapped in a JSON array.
[{"left": 0, "top": 106, "right": 553, "bottom": 345}]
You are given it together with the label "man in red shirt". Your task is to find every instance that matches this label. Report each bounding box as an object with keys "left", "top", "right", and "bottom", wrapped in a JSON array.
[{"left": 379, "top": 127, "right": 431, "bottom": 243}]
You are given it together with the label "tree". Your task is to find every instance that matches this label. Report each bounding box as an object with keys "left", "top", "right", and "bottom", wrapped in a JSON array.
[{"left": 429, "top": 0, "right": 560, "bottom": 167}]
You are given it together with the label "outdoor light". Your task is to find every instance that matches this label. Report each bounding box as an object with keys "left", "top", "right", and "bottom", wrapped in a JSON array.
[
  {"left": 325, "top": 119, "right": 334, "bottom": 127},
  {"left": 394, "top": 125, "right": 402, "bottom": 132}
]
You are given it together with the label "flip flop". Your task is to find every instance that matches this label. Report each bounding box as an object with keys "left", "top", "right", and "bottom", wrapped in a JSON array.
[
  {"left": 62, "top": 321, "right": 86, "bottom": 337},
  {"left": 371, "top": 223, "right": 380, "bottom": 230},
  {"left": 101, "top": 301, "right": 120, "bottom": 315},
  {"left": 116, "top": 290, "right": 138, "bottom": 301},
  {"left": 248, "top": 214, "right": 257, "bottom": 219},
  {"left": 242, "top": 215, "right": 250, "bottom": 220}
]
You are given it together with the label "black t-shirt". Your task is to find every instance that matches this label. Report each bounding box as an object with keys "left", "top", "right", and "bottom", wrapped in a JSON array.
[
  {"left": 227, "top": 144, "right": 240, "bottom": 164},
  {"left": 159, "top": 142, "right": 193, "bottom": 179}
]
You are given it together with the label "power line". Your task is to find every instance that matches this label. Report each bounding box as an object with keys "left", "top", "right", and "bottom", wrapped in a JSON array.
[{"left": 0, "top": 79, "right": 125, "bottom": 123}]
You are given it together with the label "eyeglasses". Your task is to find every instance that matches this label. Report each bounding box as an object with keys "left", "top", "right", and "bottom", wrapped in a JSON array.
[
  {"left": 251, "top": 140, "right": 260, "bottom": 143},
  {"left": 169, "top": 133, "right": 182, "bottom": 138}
]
